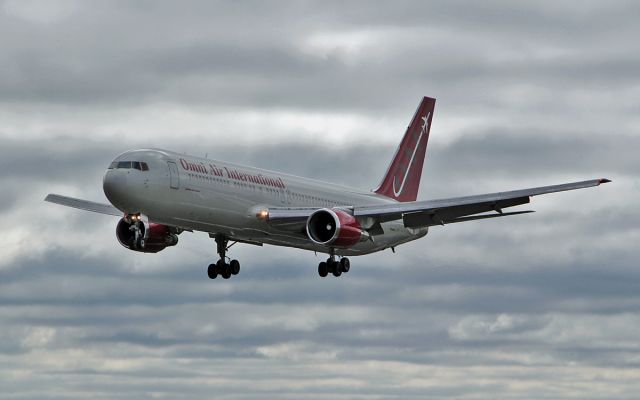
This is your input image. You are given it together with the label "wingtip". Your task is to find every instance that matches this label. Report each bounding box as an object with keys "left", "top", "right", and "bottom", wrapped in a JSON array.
[{"left": 598, "top": 178, "right": 612, "bottom": 184}]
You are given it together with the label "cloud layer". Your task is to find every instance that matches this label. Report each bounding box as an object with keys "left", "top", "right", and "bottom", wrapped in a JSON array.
[{"left": 1, "top": 1, "right": 638, "bottom": 399}]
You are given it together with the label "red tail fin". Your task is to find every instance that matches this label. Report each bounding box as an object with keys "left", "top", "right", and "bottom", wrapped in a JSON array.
[{"left": 374, "top": 96, "right": 435, "bottom": 202}]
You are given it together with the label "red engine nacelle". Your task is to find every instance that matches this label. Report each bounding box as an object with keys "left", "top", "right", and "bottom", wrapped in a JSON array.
[
  {"left": 116, "top": 218, "right": 178, "bottom": 253},
  {"left": 306, "top": 208, "right": 367, "bottom": 248}
]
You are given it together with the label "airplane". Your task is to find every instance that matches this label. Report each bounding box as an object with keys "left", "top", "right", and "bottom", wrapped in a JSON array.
[{"left": 45, "top": 97, "right": 610, "bottom": 280}]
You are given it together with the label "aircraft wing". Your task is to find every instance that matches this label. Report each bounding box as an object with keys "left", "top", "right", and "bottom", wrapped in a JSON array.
[
  {"left": 354, "top": 178, "right": 610, "bottom": 227},
  {"left": 45, "top": 194, "right": 122, "bottom": 217},
  {"left": 267, "top": 178, "right": 610, "bottom": 230}
]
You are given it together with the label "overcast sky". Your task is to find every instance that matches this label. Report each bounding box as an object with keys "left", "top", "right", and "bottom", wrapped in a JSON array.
[{"left": 0, "top": 1, "right": 638, "bottom": 398}]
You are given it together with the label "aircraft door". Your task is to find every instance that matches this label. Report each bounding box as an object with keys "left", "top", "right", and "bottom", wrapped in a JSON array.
[{"left": 168, "top": 162, "right": 179, "bottom": 189}]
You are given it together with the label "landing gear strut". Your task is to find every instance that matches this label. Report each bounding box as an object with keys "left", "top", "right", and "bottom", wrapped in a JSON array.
[
  {"left": 318, "top": 248, "right": 350, "bottom": 278},
  {"left": 207, "top": 234, "right": 241, "bottom": 280}
]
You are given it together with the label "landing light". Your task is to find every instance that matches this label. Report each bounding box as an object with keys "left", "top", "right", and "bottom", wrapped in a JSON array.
[{"left": 257, "top": 210, "right": 269, "bottom": 220}]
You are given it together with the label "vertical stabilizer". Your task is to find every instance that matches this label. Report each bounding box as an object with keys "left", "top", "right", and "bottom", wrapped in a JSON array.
[{"left": 374, "top": 96, "right": 435, "bottom": 202}]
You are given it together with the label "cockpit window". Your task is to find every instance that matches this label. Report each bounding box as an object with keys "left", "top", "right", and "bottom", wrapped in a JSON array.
[{"left": 109, "top": 161, "right": 150, "bottom": 171}]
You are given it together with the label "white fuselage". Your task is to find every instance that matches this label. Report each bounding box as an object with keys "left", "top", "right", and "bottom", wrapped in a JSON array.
[{"left": 102, "top": 149, "right": 427, "bottom": 256}]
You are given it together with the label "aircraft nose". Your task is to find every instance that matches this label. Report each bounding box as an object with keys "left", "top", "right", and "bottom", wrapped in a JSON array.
[{"left": 103, "top": 169, "right": 128, "bottom": 205}]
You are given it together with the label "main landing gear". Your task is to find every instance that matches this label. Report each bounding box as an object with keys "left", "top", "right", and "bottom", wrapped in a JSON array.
[
  {"left": 207, "top": 235, "right": 241, "bottom": 280},
  {"left": 318, "top": 249, "right": 350, "bottom": 278}
]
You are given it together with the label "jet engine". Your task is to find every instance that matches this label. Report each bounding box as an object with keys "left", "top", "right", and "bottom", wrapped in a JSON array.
[
  {"left": 116, "top": 217, "right": 178, "bottom": 253},
  {"left": 306, "top": 208, "right": 368, "bottom": 247}
]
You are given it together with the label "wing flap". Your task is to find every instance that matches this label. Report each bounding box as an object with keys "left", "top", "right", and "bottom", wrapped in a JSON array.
[
  {"left": 45, "top": 194, "right": 122, "bottom": 217},
  {"left": 356, "top": 178, "right": 609, "bottom": 228},
  {"left": 404, "top": 209, "right": 534, "bottom": 228},
  {"left": 401, "top": 196, "right": 530, "bottom": 227}
]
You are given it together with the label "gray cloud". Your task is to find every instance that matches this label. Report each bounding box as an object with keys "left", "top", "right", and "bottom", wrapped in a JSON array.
[
  {"left": 2, "top": 1, "right": 638, "bottom": 112},
  {"left": 0, "top": 1, "right": 638, "bottom": 399}
]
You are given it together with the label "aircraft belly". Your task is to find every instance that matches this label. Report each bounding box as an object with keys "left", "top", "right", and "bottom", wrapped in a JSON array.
[{"left": 136, "top": 170, "right": 423, "bottom": 258}]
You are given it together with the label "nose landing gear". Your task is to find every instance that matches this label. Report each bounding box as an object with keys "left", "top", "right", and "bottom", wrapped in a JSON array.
[{"left": 207, "top": 235, "right": 241, "bottom": 280}]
